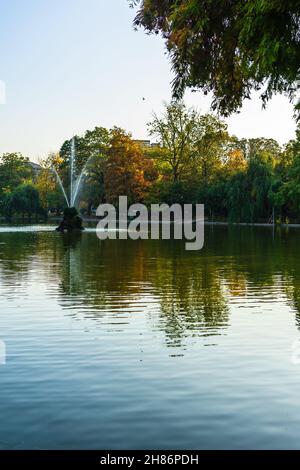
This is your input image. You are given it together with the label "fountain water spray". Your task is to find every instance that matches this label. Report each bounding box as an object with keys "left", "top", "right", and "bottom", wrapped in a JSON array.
[
  {"left": 53, "top": 167, "right": 70, "bottom": 207},
  {"left": 53, "top": 137, "right": 93, "bottom": 208},
  {"left": 54, "top": 137, "right": 87, "bottom": 232},
  {"left": 70, "top": 138, "right": 75, "bottom": 207}
]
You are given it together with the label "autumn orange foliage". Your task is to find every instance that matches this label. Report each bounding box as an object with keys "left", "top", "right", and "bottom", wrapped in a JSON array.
[{"left": 104, "top": 130, "right": 156, "bottom": 204}]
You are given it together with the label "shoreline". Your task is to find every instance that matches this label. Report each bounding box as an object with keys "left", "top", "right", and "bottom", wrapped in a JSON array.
[{"left": 1, "top": 216, "right": 300, "bottom": 228}]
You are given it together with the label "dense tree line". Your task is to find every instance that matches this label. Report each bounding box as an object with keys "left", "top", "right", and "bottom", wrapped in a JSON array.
[
  {"left": 0, "top": 102, "right": 300, "bottom": 223},
  {"left": 0, "top": 153, "right": 43, "bottom": 219}
]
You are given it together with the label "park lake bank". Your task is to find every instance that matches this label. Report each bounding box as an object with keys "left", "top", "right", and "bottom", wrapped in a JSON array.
[{"left": 3, "top": 216, "right": 300, "bottom": 229}]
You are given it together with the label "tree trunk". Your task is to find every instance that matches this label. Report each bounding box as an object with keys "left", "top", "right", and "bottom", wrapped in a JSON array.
[{"left": 87, "top": 200, "right": 93, "bottom": 216}]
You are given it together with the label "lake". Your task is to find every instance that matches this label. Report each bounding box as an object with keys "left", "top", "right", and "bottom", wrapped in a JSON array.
[{"left": 0, "top": 224, "right": 300, "bottom": 449}]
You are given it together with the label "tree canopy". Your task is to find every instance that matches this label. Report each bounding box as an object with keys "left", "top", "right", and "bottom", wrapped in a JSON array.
[
  {"left": 148, "top": 101, "right": 198, "bottom": 181},
  {"left": 104, "top": 128, "right": 156, "bottom": 204},
  {"left": 0, "top": 153, "right": 32, "bottom": 195},
  {"left": 130, "top": 0, "right": 300, "bottom": 116}
]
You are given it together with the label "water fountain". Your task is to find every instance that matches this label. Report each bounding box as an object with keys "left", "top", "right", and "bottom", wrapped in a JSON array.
[{"left": 54, "top": 137, "right": 85, "bottom": 232}]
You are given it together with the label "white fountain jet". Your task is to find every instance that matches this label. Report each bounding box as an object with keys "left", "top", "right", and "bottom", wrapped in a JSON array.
[
  {"left": 70, "top": 137, "right": 76, "bottom": 207},
  {"left": 53, "top": 167, "right": 70, "bottom": 207},
  {"left": 53, "top": 137, "right": 92, "bottom": 208}
]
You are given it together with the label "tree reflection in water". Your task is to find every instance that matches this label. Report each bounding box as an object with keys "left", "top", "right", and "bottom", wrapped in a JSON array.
[{"left": 1, "top": 225, "right": 300, "bottom": 348}]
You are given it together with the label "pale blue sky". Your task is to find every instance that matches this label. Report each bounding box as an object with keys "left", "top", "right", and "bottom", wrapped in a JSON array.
[{"left": 0, "top": 0, "right": 297, "bottom": 162}]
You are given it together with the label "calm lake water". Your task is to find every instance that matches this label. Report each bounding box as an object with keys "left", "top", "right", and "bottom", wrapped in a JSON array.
[{"left": 1, "top": 224, "right": 300, "bottom": 449}]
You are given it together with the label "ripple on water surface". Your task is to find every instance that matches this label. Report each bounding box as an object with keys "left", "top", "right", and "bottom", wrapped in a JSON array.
[{"left": 0, "top": 225, "right": 300, "bottom": 449}]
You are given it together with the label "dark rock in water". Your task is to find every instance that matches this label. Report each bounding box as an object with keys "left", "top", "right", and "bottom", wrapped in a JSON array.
[{"left": 56, "top": 207, "right": 84, "bottom": 232}]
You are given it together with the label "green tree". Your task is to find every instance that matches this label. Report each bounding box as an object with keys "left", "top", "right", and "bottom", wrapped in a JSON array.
[
  {"left": 131, "top": 1, "right": 300, "bottom": 116},
  {"left": 193, "top": 114, "right": 229, "bottom": 184},
  {"left": 0, "top": 153, "right": 34, "bottom": 216},
  {"left": 148, "top": 101, "right": 198, "bottom": 182},
  {"left": 279, "top": 159, "right": 300, "bottom": 218},
  {"left": 246, "top": 138, "right": 282, "bottom": 166},
  {"left": 224, "top": 158, "right": 274, "bottom": 222},
  {"left": 9, "top": 184, "right": 42, "bottom": 219},
  {"left": 247, "top": 158, "right": 274, "bottom": 221},
  {"left": 0, "top": 153, "right": 32, "bottom": 194}
]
